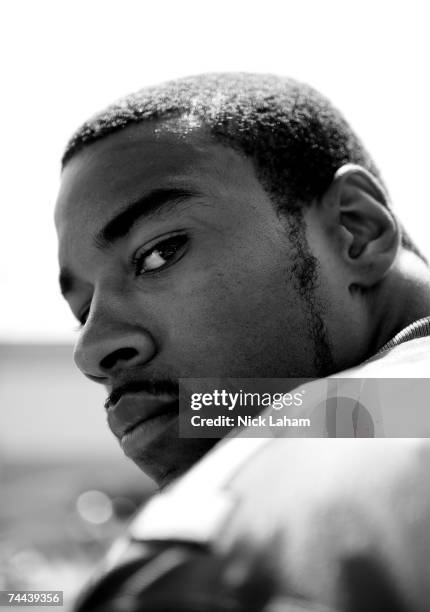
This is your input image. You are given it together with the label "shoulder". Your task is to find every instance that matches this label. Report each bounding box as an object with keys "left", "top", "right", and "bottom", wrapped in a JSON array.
[
  {"left": 217, "top": 438, "right": 430, "bottom": 608},
  {"left": 340, "top": 335, "right": 430, "bottom": 378}
]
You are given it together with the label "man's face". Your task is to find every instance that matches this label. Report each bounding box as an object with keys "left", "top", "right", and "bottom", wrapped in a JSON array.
[{"left": 55, "top": 121, "right": 334, "bottom": 486}]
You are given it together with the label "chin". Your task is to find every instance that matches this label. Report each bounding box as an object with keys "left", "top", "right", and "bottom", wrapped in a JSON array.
[{"left": 130, "top": 436, "right": 219, "bottom": 489}]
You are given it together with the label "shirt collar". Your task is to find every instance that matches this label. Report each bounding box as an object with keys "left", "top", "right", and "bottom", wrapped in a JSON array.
[{"left": 376, "top": 316, "right": 430, "bottom": 355}]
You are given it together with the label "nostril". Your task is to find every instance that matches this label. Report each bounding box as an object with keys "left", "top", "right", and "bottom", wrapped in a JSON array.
[{"left": 100, "top": 347, "right": 139, "bottom": 371}]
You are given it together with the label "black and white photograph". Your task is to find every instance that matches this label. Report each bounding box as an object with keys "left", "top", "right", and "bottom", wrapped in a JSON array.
[{"left": 1, "top": 1, "right": 430, "bottom": 610}]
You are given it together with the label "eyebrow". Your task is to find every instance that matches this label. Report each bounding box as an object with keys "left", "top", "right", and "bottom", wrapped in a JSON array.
[
  {"left": 94, "top": 187, "right": 200, "bottom": 250},
  {"left": 59, "top": 187, "right": 200, "bottom": 297}
]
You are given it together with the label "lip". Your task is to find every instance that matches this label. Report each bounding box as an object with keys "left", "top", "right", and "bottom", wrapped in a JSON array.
[
  {"left": 120, "top": 409, "right": 178, "bottom": 458},
  {"left": 107, "top": 392, "right": 178, "bottom": 439}
]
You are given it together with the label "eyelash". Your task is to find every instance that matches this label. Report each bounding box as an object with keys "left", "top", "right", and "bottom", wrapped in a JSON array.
[
  {"left": 132, "top": 233, "right": 188, "bottom": 276},
  {"left": 74, "top": 233, "right": 188, "bottom": 329}
]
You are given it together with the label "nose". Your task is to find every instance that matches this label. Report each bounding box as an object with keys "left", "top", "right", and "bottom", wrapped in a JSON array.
[{"left": 73, "top": 300, "right": 157, "bottom": 381}]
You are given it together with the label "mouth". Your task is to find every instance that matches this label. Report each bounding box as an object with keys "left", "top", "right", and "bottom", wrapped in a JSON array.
[
  {"left": 105, "top": 380, "right": 178, "bottom": 410},
  {"left": 106, "top": 389, "right": 179, "bottom": 449}
]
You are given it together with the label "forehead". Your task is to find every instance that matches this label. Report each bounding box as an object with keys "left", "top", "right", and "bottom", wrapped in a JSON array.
[{"left": 55, "top": 120, "right": 262, "bottom": 240}]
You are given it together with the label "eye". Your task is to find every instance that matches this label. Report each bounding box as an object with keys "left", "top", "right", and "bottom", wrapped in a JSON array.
[
  {"left": 75, "top": 306, "right": 90, "bottom": 329},
  {"left": 79, "top": 309, "right": 89, "bottom": 325},
  {"left": 133, "top": 234, "right": 188, "bottom": 275}
]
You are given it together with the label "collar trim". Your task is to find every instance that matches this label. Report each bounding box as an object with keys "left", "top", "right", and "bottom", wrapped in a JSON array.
[{"left": 376, "top": 316, "right": 430, "bottom": 355}]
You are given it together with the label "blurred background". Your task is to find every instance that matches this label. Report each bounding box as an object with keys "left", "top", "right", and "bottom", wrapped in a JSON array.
[{"left": 1, "top": 0, "right": 430, "bottom": 608}]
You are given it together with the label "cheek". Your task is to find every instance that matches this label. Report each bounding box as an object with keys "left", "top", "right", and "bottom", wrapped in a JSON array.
[{"left": 160, "top": 260, "right": 314, "bottom": 376}]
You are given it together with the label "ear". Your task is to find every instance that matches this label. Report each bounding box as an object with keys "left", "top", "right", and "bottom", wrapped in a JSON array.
[{"left": 320, "top": 164, "right": 400, "bottom": 287}]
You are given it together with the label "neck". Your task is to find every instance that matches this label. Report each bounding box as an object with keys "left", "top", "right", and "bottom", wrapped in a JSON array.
[{"left": 369, "top": 249, "right": 430, "bottom": 354}]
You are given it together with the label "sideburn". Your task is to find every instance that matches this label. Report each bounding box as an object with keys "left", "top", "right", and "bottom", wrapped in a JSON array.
[{"left": 284, "top": 210, "right": 335, "bottom": 376}]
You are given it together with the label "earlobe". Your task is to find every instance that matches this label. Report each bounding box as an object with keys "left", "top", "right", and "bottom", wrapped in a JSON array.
[{"left": 323, "top": 164, "right": 400, "bottom": 287}]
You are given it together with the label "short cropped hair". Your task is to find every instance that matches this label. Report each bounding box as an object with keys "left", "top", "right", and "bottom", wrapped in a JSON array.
[{"left": 62, "top": 72, "right": 418, "bottom": 255}]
